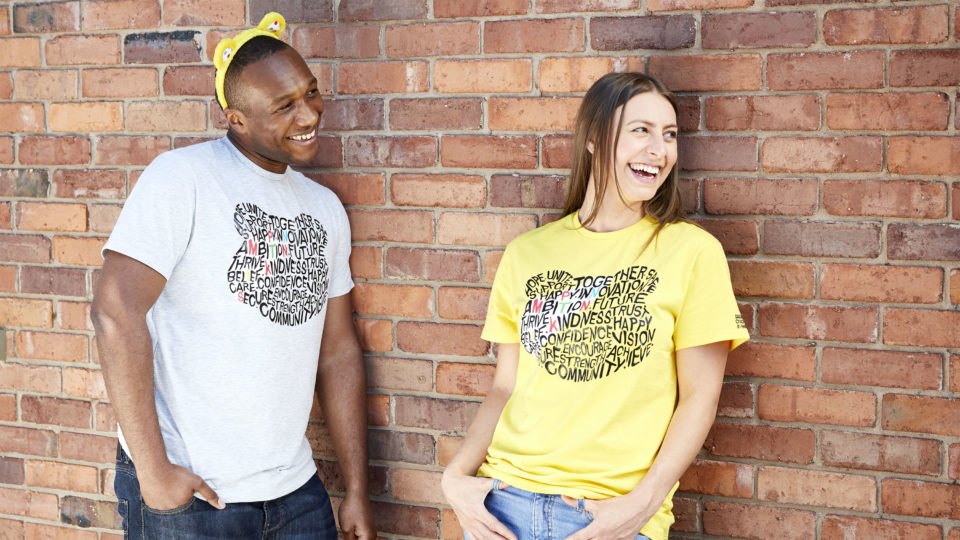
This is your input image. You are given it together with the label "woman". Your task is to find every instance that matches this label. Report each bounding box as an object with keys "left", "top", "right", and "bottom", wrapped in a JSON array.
[{"left": 441, "top": 72, "right": 749, "bottom": 540}]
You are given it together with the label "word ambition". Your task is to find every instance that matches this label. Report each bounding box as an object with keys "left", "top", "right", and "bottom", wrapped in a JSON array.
[
  {"left": 521, "top": 266, "right": 659, "bottom": 383},
  {"left": 226, "top": 203, "right": 330, "bottom": 326}
]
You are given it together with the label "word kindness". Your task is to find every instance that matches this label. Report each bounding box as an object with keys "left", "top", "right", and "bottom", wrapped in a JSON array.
[
  {"left": 226, "top": 203, "right": 330, "bottom": 326},
  {"left": 521, "top": 266, "right": 659, "bottom": 383}
]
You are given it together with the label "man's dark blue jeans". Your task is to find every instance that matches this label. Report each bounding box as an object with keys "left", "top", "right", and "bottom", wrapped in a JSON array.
[{"left": 115, "top": 445, "right": 338, "bottom": 539}]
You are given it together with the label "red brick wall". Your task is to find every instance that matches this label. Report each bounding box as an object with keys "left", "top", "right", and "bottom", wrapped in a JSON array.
[{"left": 1, "top": 1, "right": 958, "bottom": 538}]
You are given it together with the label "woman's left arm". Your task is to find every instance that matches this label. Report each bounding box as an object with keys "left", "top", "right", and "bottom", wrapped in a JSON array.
[{"left": 563, "top": 340, "right": 729, "bottom": 540}]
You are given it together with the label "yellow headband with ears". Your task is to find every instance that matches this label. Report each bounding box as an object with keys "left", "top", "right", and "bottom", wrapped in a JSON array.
[{"left": 214, "top": 12, "right": 287, "bottom": 110}]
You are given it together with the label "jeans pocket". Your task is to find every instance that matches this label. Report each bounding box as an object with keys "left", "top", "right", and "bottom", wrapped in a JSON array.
[{"left": 142, "top": 496, "right": 196, "bottom": 516}]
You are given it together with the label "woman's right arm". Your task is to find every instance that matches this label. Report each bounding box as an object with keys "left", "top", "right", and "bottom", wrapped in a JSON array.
[{"left": 441, "top": 342, "right": 520, "bottom": 540}]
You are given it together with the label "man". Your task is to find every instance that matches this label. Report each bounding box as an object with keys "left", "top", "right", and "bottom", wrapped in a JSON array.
[{"left": 92, "top": 13, "right": 375, "bottom": 539}]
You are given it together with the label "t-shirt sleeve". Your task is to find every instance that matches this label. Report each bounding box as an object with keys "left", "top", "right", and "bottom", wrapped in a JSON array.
[
  {"left": 674, "top": 239, "right": 749, "bottom": 351},
  {"left": 327, "top": 197, "right": 354, "bottom": 298},
  {"left": 481, "top": 244, "right": 521, "bottom": 344},
  {"left": 102, "top": 154, "right": 196, "bottom": 279}
]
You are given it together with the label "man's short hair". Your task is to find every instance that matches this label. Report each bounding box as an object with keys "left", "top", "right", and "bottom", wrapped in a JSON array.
[{"left": 221, "top": 35, "right": 292, "bottom": 112}]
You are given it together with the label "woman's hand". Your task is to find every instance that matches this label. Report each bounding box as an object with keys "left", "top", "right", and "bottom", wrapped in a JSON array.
[
  {"left": 560, "top": 491, "right": 656, "bottom": 540},
  {"left": 441, "top": 472, "right": 517, "bottom": 540}
]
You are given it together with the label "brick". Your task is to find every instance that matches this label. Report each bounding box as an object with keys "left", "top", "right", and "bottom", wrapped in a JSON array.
[
  {"left": 49, "top": 102, "right": 123, "bottom": 133},
  {"left": 768, "top": 52, "right": 884, "bottom": 90},
  {"left": 827, "top": 347, "right": 940, "bottom": 394},
  {"left": 705, "top": 95, "right": 819, "bottom": 132},
  {"left": 25, "top": 460, "right": 98, "bottom": 493},
  {"left": 0, "top": 234, "right": 51, "bottom": 264},
  {"left": 760, "top": 384, "right": 874, "bottom": 426},
  {"left": 590, "top": 15, "right": 693, "bottom": 50},
  {"left": 953, "top": 270, "right": 960, "bottom": 307},
  {"left": 763, "top": 220, "right": 880, "bottom": 258},
  {"left": 338, "top": 0, "right": 427, "bottom": 22},
  {"left": 703, "top": 12, "right": 815, "bottom": 48},
  {"left": 369, "top": 429, "right": 434, "bottom": 465},
  {"left": 89, "top": 203, "right": 122, "bottom": 233},
  {"left": 163, "top": 0, "right": 243, "bottom": 25},
  {"left": 22, "top": 396, "right": 90, "bottom": 428},
  {"left": 53, "top": 169, "right": 125, "bottom": 198},
  {"left": 46, "top": 34, "right": 119, "bottom": 65},
  {"left": 438, "top": 212, "right": 537, "bottom": 247},
  {"left": 391, "top": 174, "right": 485, "bottom": 208},
  {"left": 826, "top": 6, "right": 948, "bottom": 45},
  {"left": 0, "top": 37, "right": 41, "bottom": 67},
  {"left": 649, "top": 54, "right": 761, "bottom": 92},
  {"left": 437, "top": 435, "right": 461, "bottom": 467},
  {"left": 702, "top": 501, "right": 815, "bottom": 540},
  {"left": 435, "top": 0, "right": 527, "bottom": 17},
  {"left": 438, "top": 287, "right": 489, "bottom": 321},
  {"left": 17, "top": 330, "right": 87, "bottom": 363},
  {"left": 886, "top": 307, "right": 960, "bottom": 349},
  {"left": 0, "top": 363, "right": 60, "bottom": 394},
  {"left": 63, "top": 367, "right": 107, "bottom": 400},
  {"left": 489, "top": 97, "right": 579, "bottom": 132},
  {"left": 318, "top": 98, "right": 384, "bottom": 131},
  {"left": 389, "top": 98, "right": 482, "bottom": 130},
  {"left": 348, "top": 246, "right": 381, "bottom": 280},
  {"left": 490, "top": 174, "right": 566, "bottom": 210},
  {"left": 0, "top": 486, "right": 58, "bottom": 520},
  {"left": 758, "top": 466, "right": 875, "bottom": 511},
  {"left": 94, "top": 136, "right": 169, "bottom": 166},
  {"left": 20, "top": 136, "right": 91, "bottom": 166},
  {"left": 348, "top": 209, "right": 433, "bottom": 243},
  {"left": 124, "top": 31, "right": 200, "bottom": 64},
  {"left": 441, "top": 136, "right": 537, "bottom": 169},
  {"left": 951, "top": 442, "right": 960, "bottom": 480},
  {"left": 353, "top": 283, "right": 433, "bottom": 318},
  {"left": 954, "top": 183, "right": 960, "bottom": 221},
  {"left": 679, "top": 459, "right": 752, "bottom": 498},
  {"left": 304, "top": 136, "right": 343, "bottom": 168},
  {"left": 728, "top": 261, "right": 813, "bottom": 300},
  {"left": 307, "top": 173, "right": 384, "bottom": 206},
  {"left": 292, "top": 26, "right": 380, "bottom": 59},
  {"left": 0, "top": 426, "right": 57, "bottom": 457},
  {"left": 21, "top": 266, "right": 86, "bottom": 297},
  {"left": 434, "top": 59, "right": 531, "bottom": 94},
  {"left": 0, "top": 103, "right": 43, "bottom": 132},
  {"left": 693, "top": 218, "right": 758, "bottom": 255},
  {"left": 0, "top": 138, "right": 11, "bottom": 165},
  {"left": 726, "top": 342, "right": 814, "bottom": 382},
  {"left": 0, "top": 7, "right": 8, "bottom": 35},
  {"left": 52, "top": 236, "right": 105, "bottom": 266},
  {"left": 371, "top": 501, "right": 440, "bottom": 538},
  {"left": 484, "top": 18, "right": 583, "bottom": 53},
  {"left": 821, "top": 430, "right": 940, "bottom": 476},
  {"left": 14, "top": 70, "right": 78, "bottom": 100},
  {"left": 679, "top": 136, "right": 757, "bottom": 172},
  {"left": 0, "top": 457, "right": 24, "bottom": 484},
  {"left": 385, "top": 247, "right": 479, "bottom": 282},
  {"left": 881, "top": 479, "right": 960, "bottom": 519},
  {"left": 888, "top": 224, "right": 960, "bottom": 261},
  {"left": 889, "top": 137, "right": 960, "bottom": 175},
  {"left": 250, "top": 0, "right": 333, "bottom": 23},
  {"left": 394, "top": 395, "right": 480, "bottom": 431},
  {"left": 58, "top": 301, "right": 92, "bottom": 331},
  {"left": 824, "top": 179, "right": 946, "bottom": 219},
  {"left": 161, "top": 66, "right": 214, "bottom": 97},
  {"left": 671, "top": 497, "right": 697, "bottom": 533},
  {"left": 126, "top": 101, "right": 206, "bottom": 132},
  {"left": 821, "top": 515, "right": 941, "bottom": 540},
  {"left": 391, "top": 468, "right": 443, "bottom": 504},
  {"left": 705, "top": 178, "right": 816, "bottom": 216},
  {"left": 61, "top": 495, "right": 122, "bottom": 529},
  {"left": 827, "top": 92, "right": 948, "bottom": 131},
  {"left": 538, "top": 57, "right": 644, "bottom": 94},
  {"left": 82, "top": 0, "right": 159, "bottom": 29},
  {"left": 94, "top": 403, "right": 116, "bottom": 432},
  {"left": 0, "top": 169, "right": 49, "bottom": 198},
  {"left": 0, "top": 298, "right": 53, "bottom": 327},
  {"left": 759, "top": 303, "right": 877, "bottom": 343},
  {"left": 717, "top": 380, "right": 752, "bottom": 418},
  {"left": 366, "top": 357, "right": 432, "bottom": 392},
  {"left": 13, "top": 2, "right": 79, "bottom": 32},
  {"left": 891, "top": 49, "right": 960, "bottom": 87},
  {"left": 820, "top": 264, "right": 942, "bottom": 304},
  {"left": 763, "top": 136, "right": 881, "bottom": 173},
  {"left": 397, "top": 322, "right": 488, "bottom": 356},
  {"left": 0, "top": 394, "right": 13, "bottom": 421},
  {"left": 0, "top": 72, "right": 11, "bottom": 99},
  {"left": 386, "top": 21, "right": 479, "bottom": 57},
  {"left": 436, "top": 361, "right": 494, "bottom": 396},
  {"left": 338, "top": 61, "right": 428, "bottom": 95},
  {"left": 345, "top": 136, "right": 436, "bottom": 168}
]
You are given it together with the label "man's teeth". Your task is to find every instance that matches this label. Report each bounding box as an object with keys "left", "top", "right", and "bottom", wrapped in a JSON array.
[
  {"left": 630, "top": 163, "right": 659, "bottom": 175},
  {"left": 291, "top": 131, "right": 315, "bottom": 141}
]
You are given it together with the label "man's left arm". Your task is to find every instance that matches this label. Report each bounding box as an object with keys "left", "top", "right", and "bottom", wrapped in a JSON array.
[{"left": 316, "top": 293, "right": 375, "bottom": 539}]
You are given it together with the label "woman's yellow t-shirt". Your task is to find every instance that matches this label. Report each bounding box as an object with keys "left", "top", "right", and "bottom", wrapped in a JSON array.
[{"left": 479, "top": 213, "right": 749, "bottom": 540}]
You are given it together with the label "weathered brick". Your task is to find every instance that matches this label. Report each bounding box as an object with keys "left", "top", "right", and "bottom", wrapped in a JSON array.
[
  {"left": 768, "top": 52, "right": 884, "bottom": 90},
  {"left": 0, "top": 7, "right": 9, "bottom": 35},
  {"left": 52, "top": 236, "right": 105, "bottom": 266},
  {"left": 19, "top": 136, "right": 91, "bottom": 166},
  {"left": 758, "top": 466, "right": 876, "bottom": 511},
  {"left": 438, "top": 212, "right": 537, "bottom": 247},
  {"left": 22, "top": 395, "right": 90, "bottom": 428},
  {"left": 292, "top": 26, "right": 380, "bottom": 59},
  {"left": 49, "top": 102, "right": 123, "bottom": 133},
  {"left": 368, "top": 429, "right": 434, "bottom": 465},
  {"left": 679, "top": 459, "right": 752, "bottom": 498},
  {"left": 884, "top": 308, "right": 960, "bottom": 349},
  {"left": 953, "top": 269, "right": 960, "bottom": 307},
  {"left": 17, "top": 331, "right": 87, "bottom": 363},
  {"left": 0, "top": 234, "right": 50, "bottom": 264},
  {"left": 338, "top": 0, "right": 427, "bottom": 22},
  {"left": 826, "top": 92, "right": 948, "bottom": 131},
  {"left": 435, "top": 0, "right": 527, "bottom": 17},
  {"left": 338, "top": 61, "right": 428, "bottom": 95},
  {"left": 703, "top": 12, "right": 815, "bottom": 48},
  {"left": 954, "top": 183, "right": 960, "bottom": 221},
  {"left": 250, "top": 0, "right": 333, "bottom": 23},
  {"left": 0, "top": 37, "right": 42, "bottom": 67},
  {"left": 95, "top": 403, "right": 116, "bottom": 432},
  {"left": 46, "top": 34, "right": 119, "bottom": 65},
  {"left": 763, "top": 136, "right": 881, "bottom": 173},
  {"left": 81, "top": 0, "right": 159, "bottom": 29},
  {"left": 124, "top": 31, "right": 200, "bottom": 64},
  {"left": 538, "top": 56, "right": 643, "bottom": 93},
  {"left": 702, "top": 501, "right": 815, "bottom": 540},
  {"left": 824, "top": 180, "right": 946, "bottom": 219},
  {"left": 14, "top": 2, "right": 79, "bottom": 32},
  {"left": 888, "top": 224, "right": 960, "bottom": 261},
  {"left": 394, "top": 395, "right": 480, "bottom": 431},
  {"left": 88, "top": 203, "right": 122, "bottom": 233},
  {"left": 891, "top": 49, "right": 960, "bottom": 87},
  {"left": 391, "top": 468, "right": 443, "bottom": 504},
  {"left": 355, "top": 319, "right": 392, "bottom": 354},
  {"left": 318, "top": 98, "right": 384, "bottom": 131},
  {"left": 717, "top": 380, "right": 752, "bottom": 418},
  {"left": 671, "top": 496, "right": 697, "bottom": 533},
  {"left": 0, "top": 72, "right": 11, "bottom": 99},
  {"left": 25, "top": 460, "right": 98, "bottom": 493},
  {"left": 889, "top": 136, "right": 960, "bottom": 175},
  {"left": 390, "top": 174, "right": 485, "bottom": 209},
  {"left": 435, "top": 59, "right": 532, "bottom": 94},
  {"left": 347, "top": 209, "right": 433, "bottom": 243},
  {"left": 389, "top": 98, "right": 482, "bottom": 130},
  {"left": 441, "top": 135, "right": 538, "bottom": 170},
  {"left": 760, "top": 384, "right": 875, "bottom": 427},
  {"left": 126, "top": 100, "right": 206, "bottom": 132},
  {"left": 0, "top": 169, "right": 49, "bottom": 197},
  {"left": 162, "top": 0, "right": 243, "bottom": 25},
  {"left": 726, "top": 342, "right": 815, "bottom": 381},
  {"left": 94, "top": 136, "right": 169, "bottom": 166},
  {"left": 161, "top": 66, "right": 214, "bottom": 97},
  {"left": 881, "top": 479, "right": 960, "bottom": 519},
  {"left": 14, "top": 70, "right": 78, "bottom": 100},
  {"left": 0, "top": 103, "right": 43, "bottom": 132},
  {"left": 385, "top": 248, "right": 480, "bottom": 282},
  {"left": 821, "top": 515, "right": 941, "bottom": 540},
  {"left": 386, "top": 21, "right": 479, "bottom": 57},
  {"left": 649, "top": 54, "right": 761, "bottom": 92},
  {"left": 951, "top": 442, "right": 960, "bottom": 480},
  {"left": 0, "top": 425, "right": 57, "bottom": 457},
  {"left": 396, "top": 321, "right": 488, "bottom": 356},
  {"left": 490, "top": 174, "right": 566, "bottom": 210},
  {"left": 536, "top": 0, "right": 639, "bottom": 12},
  {"left": 489, "top": 97, "right": 579, "bottom": 132},
  {"left": 705, "top": 178, "right": 817, "bottom": 216},
  {"left": 590, "top": 15, "right": 694, "bottom": 50},
  {"left": 436, "top": 362, "right": 495, "bottom": 396},
  {"left": 371, "top": 501, "right": 440, "bottom": 538},
  {"left": 53, "top": 169, "right": 125, "bottom": 198},
  {"left": 829, "top": 6, "right": 948, "bottom": 44},
  {"left": 345, "top": 136, "right": 436, "bottom": 168},
  {"left": 366, "top": 357, "right": 432, "bottom": 392},
  {"left": 484, "top": 18, "right": 583, "bottom": 54},
  {"left": 0, "top": 485, "right": 59, "bottom": 519},
  {"left": 728, "top": 261, "right": 813, "bottom": 299},
  {"left": 58, "top": 301, "right": 92, "bottom": 331},
  {"left": 83, "top": 68, "right": 157, "bottom": 98},
  {"left": 693, "top": 218, "right": 758, "bottom": 255},
  {"left": 764, "top": 220, "right": 880, "bottom": 258},
  {"left": 759, "top": 303, "right": 877, "bottom": 343},
  {"left": 61, "top": 495, "right": 122, "bottom": 529},
  {"left": 542, "top": 135, "right": 572, "bottom": 169},
  {"left": 0, "top": 138, "right": 10, "bottom": 165},
  {"left": 306, "top": 173, "right": 384, "bottom": 206},
  {"left": 679, "top": 136, "right": 757, "bottom": 172},
  {"left": 821, "top": 430, "right": 940, "bottom": 476},
  {"left": 705, "top": 95, "right": 819, "bottom": 132},
  {"left": 820, "top": 264, "right": 942, "bottom": 304},
  {"left": 705, "top": 423, "right": 814, "bottom": 464},
  {"left": 353, "top": 283, "right": 433, "bottom": 318},
  {"left": 438, "top": 287, "right": 489, "bottom": 321},
  {"left": 0, "top": 363, "right": 60, "bottom": 394},
  {"left": 0, "top": 457, "right": 24, "bottom": 484},
  {"left": 20, "top": 266, "right": 86, "bottom": 297},
  {"left": 63, "top": 367, "right": 106, "bottom": 400}
]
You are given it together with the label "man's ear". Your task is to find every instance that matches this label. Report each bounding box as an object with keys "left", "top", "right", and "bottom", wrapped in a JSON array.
[{"left": 225, "top": 108, "right": 247, "bottom": 134}]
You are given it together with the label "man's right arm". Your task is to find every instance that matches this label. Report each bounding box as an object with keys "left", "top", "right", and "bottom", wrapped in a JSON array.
[{"left": 92, "top": 250, "right": 222, "bottom": 510}]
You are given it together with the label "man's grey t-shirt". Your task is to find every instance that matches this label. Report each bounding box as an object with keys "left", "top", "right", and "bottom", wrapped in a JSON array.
[{"left": 104, "top": 137, "right": 353, "bottom": 502}]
